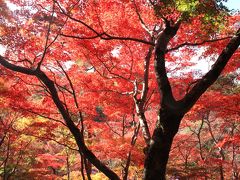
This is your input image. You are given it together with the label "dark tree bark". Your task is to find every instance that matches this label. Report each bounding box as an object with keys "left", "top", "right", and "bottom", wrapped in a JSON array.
[
  {"left": 144, "top": 108, "right": 183, "bottom": 179},
  {"left": 144, "top": 20, "right": 182, "bottom": 180},
  {"left": 143, "top": 20, "right": 240, "bottom": 179}
]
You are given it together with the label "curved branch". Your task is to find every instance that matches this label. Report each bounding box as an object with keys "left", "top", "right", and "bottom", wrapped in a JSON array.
[
  {"left": 167, "top": 36, "right": 232, "bottom": 52},
  {"left": 60, "top": 33, "right": 104, "bottom": 40},
  {"left": 56, "top": 1, "right": 154, "bottom": 45},
  {"left": 133, "top": 0, "right": 152, "bottom": 35},
  {"left": 0, "top": 56, "right": 36, "bottom": 75},
  {"left": 133, "top": 46, "right": 153, "bottom": 146},
  {"left": 61, "top": 32, "right": 154, "bottom": 45},
  {"left": 101, "top": 33, "right": 154, "bottom": 45},
  {"left": 36, "top": 70, "right": 120, "bottom": 180},
  {"left": 0, "top": 56, "right": 120, "bottom": 180}
]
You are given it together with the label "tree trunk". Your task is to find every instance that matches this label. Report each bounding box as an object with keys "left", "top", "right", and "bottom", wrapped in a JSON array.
[
  {"left": 144, "top": 108, "right": 183, "bottom": 180},
  {"left": 219, "top": 165, "right": 224, "bottom": 180}
]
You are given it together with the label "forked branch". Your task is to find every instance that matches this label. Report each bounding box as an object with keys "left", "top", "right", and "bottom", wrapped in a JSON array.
[{"left": 180, "top": 28, "right": 240, "bottom": 112}]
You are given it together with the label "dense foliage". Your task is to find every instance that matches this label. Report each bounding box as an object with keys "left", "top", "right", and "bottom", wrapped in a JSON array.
[{"left": 0, "top": 0, "right": 239, "bottom": 179}]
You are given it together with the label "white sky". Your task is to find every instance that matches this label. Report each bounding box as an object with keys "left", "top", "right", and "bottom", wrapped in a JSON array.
[{"left": 223, "top": 0, "right": 240, "bottom": 10}]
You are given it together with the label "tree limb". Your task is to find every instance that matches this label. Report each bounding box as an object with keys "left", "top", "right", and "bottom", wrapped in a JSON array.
[
  {"left": 180, "top": 28, "right": 240, "bottom": 113},
  {"left": 154, "top": 19, "right": 181, "bottom": 107},
  {"left": 0, "top": 56, "right": 120, "bottom": 180},
  {"left": 0, "top": 56, "right": 36, "bottom": 75},
  {"left": 167, "top": 36, "right": 232, "bottom": 52}
]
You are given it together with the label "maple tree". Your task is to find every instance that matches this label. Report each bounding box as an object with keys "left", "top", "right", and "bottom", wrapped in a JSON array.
[{"left": 0, "top": 0, "right": 240, "bottom": 179}]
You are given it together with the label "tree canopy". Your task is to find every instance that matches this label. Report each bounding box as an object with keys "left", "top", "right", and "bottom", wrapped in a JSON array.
[{"left": 0, "top": 0, "right": 240, "bottom": 179}]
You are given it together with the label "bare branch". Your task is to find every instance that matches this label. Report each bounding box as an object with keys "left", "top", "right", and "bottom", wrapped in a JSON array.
[
  {"left": 133, "top": 0, "right": 152, "bottom": 35},
  {"left": 56, "top": 61, "right": 84, "bottom": 129},
  {"left": 105, "top": 121, "right": 122, "bottom": 137},
  {"left": 61, "top": 32, "right": 154, "bottom": 45},
  {"left": 19, "top": 107, "right": 66, "bottom": 126},
  {"left": 122, "top": 122, "right": 140, "bottom": 180},
  {"left": 60, "top": 33, "right": 104, "bottom": 40},
  {"left": 167, "top": 36, "right": 232, "bottom": 52},
  {"left": 37, "top": 2, "right": 56, "bottom": 68}
]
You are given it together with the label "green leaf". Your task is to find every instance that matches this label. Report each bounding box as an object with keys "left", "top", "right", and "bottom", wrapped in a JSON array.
[{"left": 176, "top": 0, "right": 199, "bottom": 13}]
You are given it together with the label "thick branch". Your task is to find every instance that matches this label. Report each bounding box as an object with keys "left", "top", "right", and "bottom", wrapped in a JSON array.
[
  {"left": 154, "top": 20, "right": 181, "bottom": 107},
  {"left": 0, "top": 56, "right": 36, "bottom": 75},
  {"left": 36, "top": 72, "right": 120, "bottom": 179},
  {"left": 0, "top": 56, "right": 120, "bottom": 180},
  {"left": 181, "top": 28, "right": 240, "bottom": 112}
]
